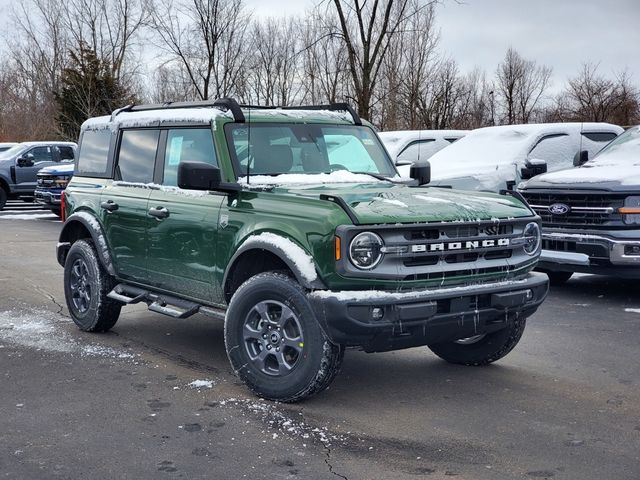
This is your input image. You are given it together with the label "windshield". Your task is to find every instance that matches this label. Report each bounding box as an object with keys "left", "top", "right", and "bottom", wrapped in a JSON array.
[
  {"left": 589, "top": 126, "right": 640, "bottom": 164},
  {"left": 224, "top": 123, "right": 397, "bottom": 179},
  {"left": 0, "top": 145, "right": 26, "bottom": 159}
]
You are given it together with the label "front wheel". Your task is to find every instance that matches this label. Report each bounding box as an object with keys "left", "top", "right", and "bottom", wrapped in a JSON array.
[
  {"left": 63, "top": 239, "right": 121, "bottom": 332},
  {"left": 546, "top": 271, "right": 573, "bottom": 286},
  {"left": 225, "top": 272, "right": 344, "bottom": 402},
  {"left": 428, "top": 316, "right": 527, "bottom": 366}
]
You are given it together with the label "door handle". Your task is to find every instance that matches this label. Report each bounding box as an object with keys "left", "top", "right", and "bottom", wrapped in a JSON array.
[
  {"left": 148, "top": 206, "right": 170, "bottom": 220},
  {"left": 100, "top": 200, "right": 119, "bottom": 212}
]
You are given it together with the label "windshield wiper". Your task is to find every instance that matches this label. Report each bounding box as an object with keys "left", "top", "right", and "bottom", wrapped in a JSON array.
[{"left": 352, "top": 171, "right": 402, "bottom": 183}]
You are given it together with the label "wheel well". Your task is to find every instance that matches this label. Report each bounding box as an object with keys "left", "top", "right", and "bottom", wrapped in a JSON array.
[
  {"left": 60, "top": 220, "right": 92, "bottom": 244},
  {"left": 224, "top": 249, "right": 292, "bottom": 303},
  {"left": 0, "top": 178, "right": 9, "bottom": 195}
]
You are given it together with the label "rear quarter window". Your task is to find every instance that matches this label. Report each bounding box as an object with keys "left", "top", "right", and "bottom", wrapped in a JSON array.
[{"left": 76, "top": 130, "right": 114, "bottom": 177}]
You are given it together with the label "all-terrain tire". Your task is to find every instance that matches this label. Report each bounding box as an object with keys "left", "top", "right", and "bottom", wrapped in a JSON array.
[
  {"left": 546, "top": 271, "right": 573, "bottom": 286},
  {"left": 225, "top": 272, "right": 344, "bottom": 402},
  {"left": 63, "top": 239, "right": 121, "bottom": 332},
  {"left": 0, "top": 187, "right": 7, "bottom": 211},
  {"left": 428, "top": 316, "right": 527, "bottom": 366}
]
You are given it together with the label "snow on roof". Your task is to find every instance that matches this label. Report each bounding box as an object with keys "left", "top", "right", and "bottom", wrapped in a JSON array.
[
  {"left": 20, "top": 141, "right": 77, "bottom": 146},
  {"left": 0, "top": 142, "right": 18, "bottom": 147},
  {"left": 378, "top": 130, "right": 468, "bottom": 158},
  {"left": 82, "top": 106, "right": 355, "bottom": 132}
]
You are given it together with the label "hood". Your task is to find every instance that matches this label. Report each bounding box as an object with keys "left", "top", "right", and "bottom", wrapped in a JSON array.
[
  {"left": 37, "top": 162, "right": 75, "bottom": 176},
  {"left": 276, "top": 183, "right": 532, "bottom": 224},
  {"left": 522, "top": 163, "right": 640, "bottom": 192}
]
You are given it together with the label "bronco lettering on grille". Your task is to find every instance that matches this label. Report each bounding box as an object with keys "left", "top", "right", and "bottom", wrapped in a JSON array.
[{"left": 411, "top": 238, "right": 510, "bottom": 253}]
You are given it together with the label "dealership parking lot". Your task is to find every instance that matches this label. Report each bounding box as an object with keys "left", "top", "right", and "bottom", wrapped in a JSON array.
[{"left": 1, "top": 209, "right": 639, "bottom": 480}]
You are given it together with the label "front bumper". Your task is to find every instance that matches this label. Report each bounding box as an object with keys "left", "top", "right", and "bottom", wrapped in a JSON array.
[
  {"left": 538, "top": 229, "right": 640, "bottom": 276},
  {"left": 34, "top": 189, "right": 61, "bottom": 207},
  {"left": 308, "top": 272, "right": 548, "bottom": 352}
]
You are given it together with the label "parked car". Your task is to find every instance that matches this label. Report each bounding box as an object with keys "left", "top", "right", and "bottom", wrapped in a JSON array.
[
  {"left": 0, "top": 142, "right": 18, "bottom": 153},
  {"left": 519, "top": 125, "right": 640, "bottom": 284},
  {"left": 378, "top": 130, "right": 467, "bottom": 174},
  {"left": 56, "top": 99, "right": 548, "bottom": 402},
  {"left": 425, "top": 123, "right": 623, "bottom": 192},
  {"left": 0, "top": 141, "right": 77, "bottom": 210},
  {"left": 34, "top": 162, "right": 74, "bottom": 216}
]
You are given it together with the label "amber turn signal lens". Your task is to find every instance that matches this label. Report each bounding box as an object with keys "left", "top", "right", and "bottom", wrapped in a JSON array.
[
  {"left": 619, "top": 207, "right": 640, "bottom": 214},
  {"left": 335, "top": 236, "right": 341, "bottom": 261}
]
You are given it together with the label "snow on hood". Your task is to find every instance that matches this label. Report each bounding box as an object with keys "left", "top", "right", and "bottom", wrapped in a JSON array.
[{"left": 38, "top": 162, "right": 75, "bottom": 175}]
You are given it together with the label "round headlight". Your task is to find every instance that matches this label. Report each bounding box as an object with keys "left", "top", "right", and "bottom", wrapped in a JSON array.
[
  {"left": 349, "top": 232, "right": 384, "bottom": 269},
  {"left": 523, "top": 222, "right": 541, "bottom": 255}
]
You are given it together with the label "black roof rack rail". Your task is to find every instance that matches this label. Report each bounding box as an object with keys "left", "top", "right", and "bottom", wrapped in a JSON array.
[
  {"left": 109, "top": 98, "right": 245, "bottom": 123},
  {"left": 107, "top": 98, "right": 360, "bottom": 125}
]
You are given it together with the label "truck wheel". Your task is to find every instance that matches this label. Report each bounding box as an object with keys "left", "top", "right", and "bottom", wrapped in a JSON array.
[
  {"left": 546, "top": 271, "right": 573, "bottom": 286},
  {"left": 225, "top": 272, "right": 344, "bottom": 402},
  {"left": 428, "top": 316, "right": 526, "bottom": 366},
  {"left": 63, "top": 239, "right": 121, "bottom": 332},
  {"left": 0, "top": 187, "right": 7, "bottom": 210}
]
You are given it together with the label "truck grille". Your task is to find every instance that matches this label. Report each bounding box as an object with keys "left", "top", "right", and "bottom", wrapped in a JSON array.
[
  {"left": 338, "top": 219, "right": 537, "bottom": 285},
  {"left": 521, "top": 192, "right": 625, "bottom": 228},
  {"left": 37, "top": 175, "right": 57, "bottom": 187}
]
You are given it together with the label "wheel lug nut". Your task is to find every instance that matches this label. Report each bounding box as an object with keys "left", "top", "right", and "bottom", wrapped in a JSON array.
[
  {"left": 267, "top": 345, "right": 272, "bottom": 350},
  {"left": 262, "top": 334, "right": 267, "bottom": 339},
  {"left": 276, "top": 348, "right": 280, "bottom": 352}
]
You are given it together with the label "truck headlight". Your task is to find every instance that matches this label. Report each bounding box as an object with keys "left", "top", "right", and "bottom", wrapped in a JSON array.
[
  {"left": 522, "top": 222, "right": 541, "bottom": 255},
  {"left": 620, "top": 196, "right": 640, "bottom": 224},
  {"left": 349, "top": 232, "right": 383, "bottom": 269}
]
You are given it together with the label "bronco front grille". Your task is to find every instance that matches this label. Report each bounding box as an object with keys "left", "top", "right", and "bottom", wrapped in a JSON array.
[{"left": 521, "top": 192, "right": 625, "bottom": 228}]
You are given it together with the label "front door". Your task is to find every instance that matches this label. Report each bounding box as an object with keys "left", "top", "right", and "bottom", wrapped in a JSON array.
[
  {"left": 146, "top": 127, "right": 225, "bottom": 304},
  {"left": 14, "top": 145, "right": 56, "bottom": 191},
  {"left": 101, "top": 129, "right": 160, "bottom": 283}
]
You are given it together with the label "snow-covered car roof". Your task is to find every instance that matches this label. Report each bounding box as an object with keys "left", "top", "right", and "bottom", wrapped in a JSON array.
[
  {"left": 82, "top": 107, "right": 357, "bottom": 132},
  {"left": 378, "top": 130, "right": 468, "bottom": 158},
  {"left": 0, "top": 142, "right": 18, "bottom": 148},
  {"left": 428, "top": 122, "right": 623, "bottom": 170},
  {"left": 19, "top": 141, "right": 77, "bottom": 147}
]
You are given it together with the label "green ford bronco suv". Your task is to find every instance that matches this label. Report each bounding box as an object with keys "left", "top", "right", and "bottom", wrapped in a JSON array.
[{"left": 57, "top": 99, "right": 549, "bottom": 402}]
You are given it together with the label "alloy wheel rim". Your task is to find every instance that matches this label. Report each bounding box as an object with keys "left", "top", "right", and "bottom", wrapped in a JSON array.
[
  {"left": 242, "top": 300, "right": 304, "bottom": 376},
  {"left": 69, "top": 258, "right": 91, "bottom": 313}
]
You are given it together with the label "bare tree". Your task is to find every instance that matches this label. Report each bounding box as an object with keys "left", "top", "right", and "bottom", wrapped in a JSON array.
[
  {"left": 329, "top": 0, "right": 433, "bottom": 121},
  {"left": 150, "top": 0, "right": 251, "bottom": 101}
]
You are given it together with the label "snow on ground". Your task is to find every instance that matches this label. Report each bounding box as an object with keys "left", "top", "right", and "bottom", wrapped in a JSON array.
[
  {"left": 624, "top": 308, "right": 640, "bottom": 314},
  {"left": 0, "top": 309, "right": 137, "bottom": 360},
  {"left": 219, "top": 398, "right": 347, "bottom": 448},
  {"left": 188, "top": 380, "right": 214, "bottom": 389},
  {"left": 0, "top": 213, "right": 58, "bottom": 220}
]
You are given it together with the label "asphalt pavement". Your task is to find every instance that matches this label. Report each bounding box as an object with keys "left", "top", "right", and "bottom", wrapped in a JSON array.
[{"left": 0, "top": 203, "right": 639, "bottom": 479}]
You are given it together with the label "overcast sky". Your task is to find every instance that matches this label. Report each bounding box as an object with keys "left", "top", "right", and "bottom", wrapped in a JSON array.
[{"left": 1, "top": 0, "right": 638, "bottom": 91}]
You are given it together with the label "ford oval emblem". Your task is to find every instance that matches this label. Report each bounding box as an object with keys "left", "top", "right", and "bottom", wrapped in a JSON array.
[{"left": 549, "top": 203, "right": 571, "bottom": 215}]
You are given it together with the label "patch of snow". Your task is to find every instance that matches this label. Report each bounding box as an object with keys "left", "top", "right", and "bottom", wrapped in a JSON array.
[
  {"left": 188, "top": 380, "right": 214, "bottom": 389},
  {"left": 0, "top": 214, "right": 58, "bottom": 220},
  {"left": 240, "top": 232, "right": 317, "bottom": 283},
  {"left": 112, "top": 181, "right": 211, "bottom": 197},
  {"left": 377, "top": 198, "right": 407, "bottom": 207},
  {"left": 0, "top": 309, "right": 136, "bottom": 360},
  {"left": 239, "top": 171, "right": 385, "bottom": 186},
  {"left": 309, "top": 274, "right": 542, "bottom": 302},
  {"left": 82, "top": 109, "right": 232, "bottom": 132},
  {"left": 624, "top": 308, "right": 640, "bottom": 314}
]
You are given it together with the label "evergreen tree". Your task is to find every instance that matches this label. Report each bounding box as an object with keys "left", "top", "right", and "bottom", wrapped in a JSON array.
[{"left": 56, "top": 44, "right": 135, "bottom": 140}]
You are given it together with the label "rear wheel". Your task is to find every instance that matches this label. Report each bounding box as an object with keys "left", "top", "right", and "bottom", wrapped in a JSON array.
[
  {"left": 63, "top": 239, "right": 121, "bottom": 332},
  {"left": 428, "top": 316, "right": 527, "bottom": 366},
  {"left": 225, "top": 272, "right": 344, "bottom": 402}
]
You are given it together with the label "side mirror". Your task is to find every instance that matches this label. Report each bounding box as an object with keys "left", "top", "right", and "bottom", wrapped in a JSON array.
[
  {"left": 573, "top": 150, "right": 589, "bottom": 167},
  {"left": 177, "top": 161, "right": 240, "bottom": 193},
  {"left": 521, "top": 158, "right": 547, "bottom": 180},
  {"left": 410, "top": 159, "right": 431, "bottom": 185},
  {"left": 17, "top": 154, "right": 34, "bottom": 167}
]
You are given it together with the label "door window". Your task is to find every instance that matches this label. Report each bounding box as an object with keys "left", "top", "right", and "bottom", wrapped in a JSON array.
[
  {"left": 27, "top": 146, "right": 53, "bottom": 163},
  {"left": 163, "top": 128, "right": 217, "bottom": 187},
  {"left": 117, "top": 130, "right": 160, "bottom": 183},
  {"left": 397, "top": 140, "right": 437, "bottom": 164},
  {"left": 528, "top": 134, "right": 572, "bottom": 171},
  {"left": 77, "top": 130, "right": 113, "bottom": 176},
  {"left": 57, "top": 146, "right": 75, "bottom": 161}
]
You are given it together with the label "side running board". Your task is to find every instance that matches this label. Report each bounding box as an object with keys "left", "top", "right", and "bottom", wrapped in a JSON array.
[{"left": 108, "top": 284, "right": 201, "bottom": 319}]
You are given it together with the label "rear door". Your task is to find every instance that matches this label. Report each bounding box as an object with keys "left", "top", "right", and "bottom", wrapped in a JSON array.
[
  {"left": 146, "top": 127, "right": 225, "bottom": 303},
  {"left": 101, "top": 129, "right": 160, "bottom": 283}
]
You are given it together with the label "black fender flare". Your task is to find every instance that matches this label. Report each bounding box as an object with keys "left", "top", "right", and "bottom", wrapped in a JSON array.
[
  {"left": 57, "top": 212, "right": 116, "bottom": 276},
  {"left": 224, "top": 234, "right": 326, "bottom": 292}
]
